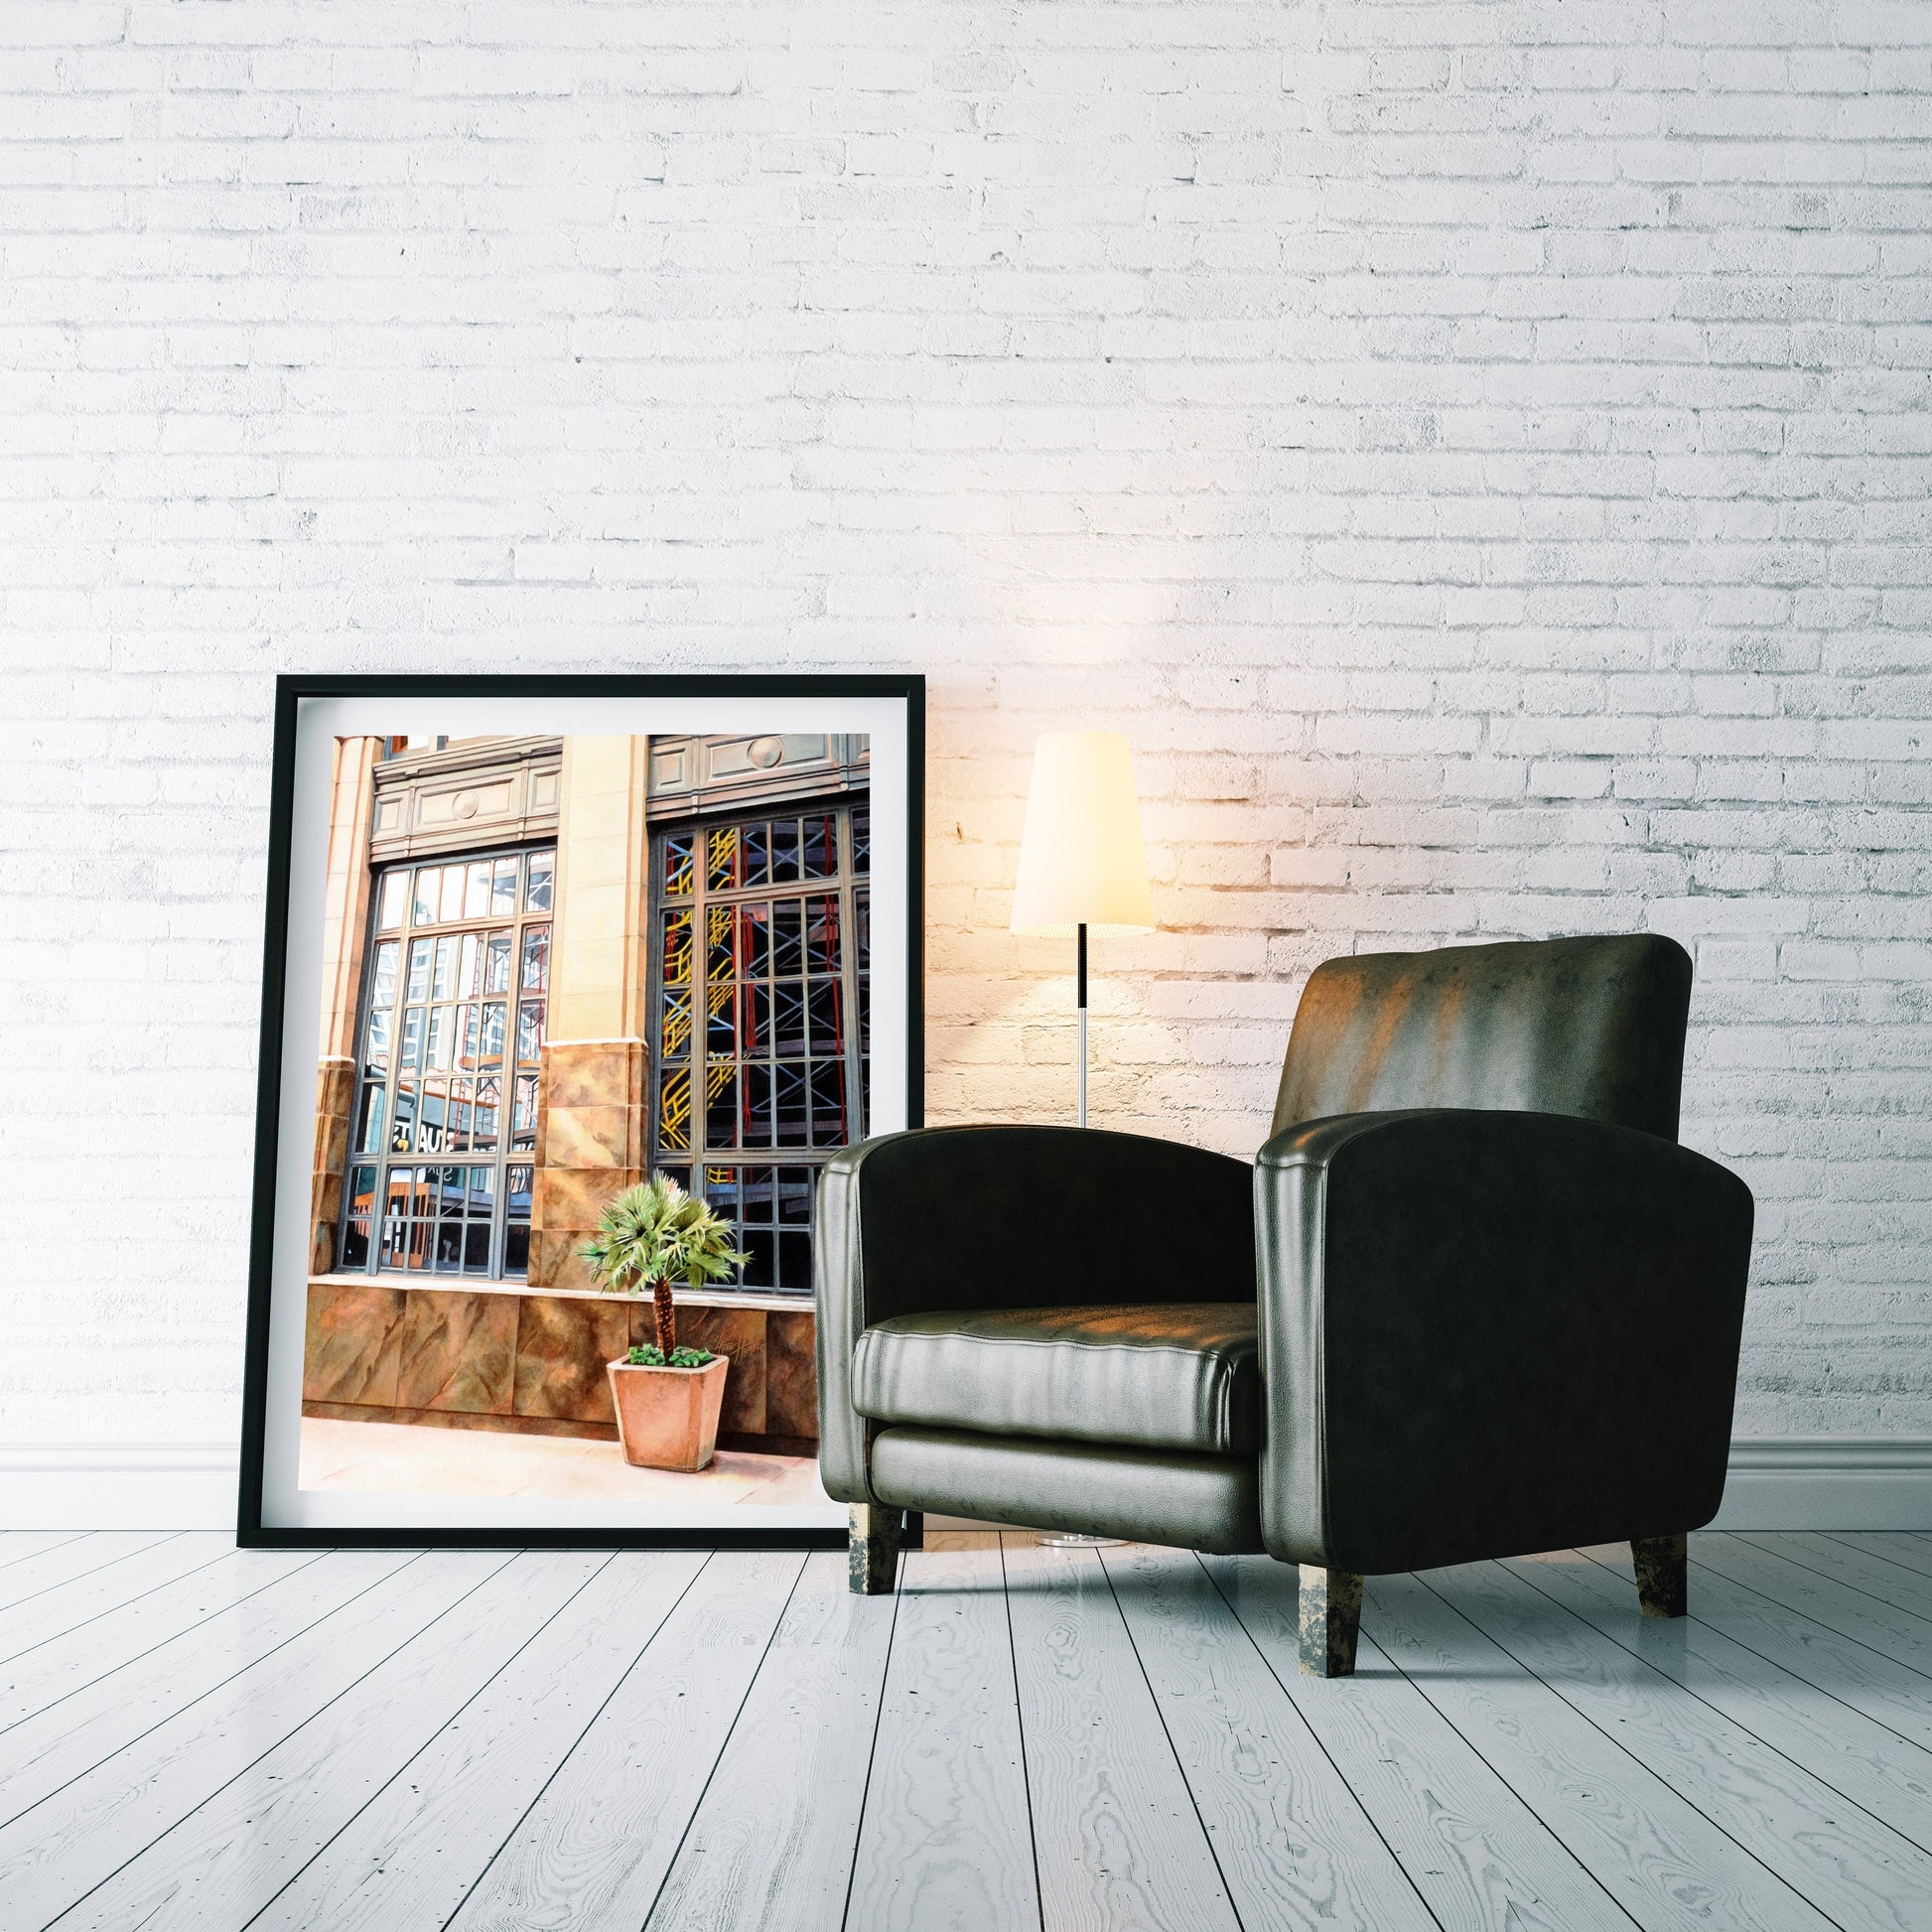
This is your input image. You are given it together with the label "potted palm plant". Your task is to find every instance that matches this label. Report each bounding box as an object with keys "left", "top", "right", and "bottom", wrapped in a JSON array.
[{"left": 582, "top": 1174, "right": 748, "bottom": 1472}]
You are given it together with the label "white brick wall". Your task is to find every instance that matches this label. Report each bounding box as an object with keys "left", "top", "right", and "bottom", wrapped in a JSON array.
[{"left": 3, "top": 1, "right": 1928, "bottom": 1453}]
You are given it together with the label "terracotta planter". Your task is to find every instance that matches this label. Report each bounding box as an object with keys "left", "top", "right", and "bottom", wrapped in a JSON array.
[{"left": 607, "top": 1355, "right": 731, "bottom": 1472}]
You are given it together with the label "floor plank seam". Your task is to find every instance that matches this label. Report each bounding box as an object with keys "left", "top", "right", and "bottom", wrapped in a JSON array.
[
  {"left": 995, "top": 1535, "right": 1049, "bottom": 1932},
  {"left": 1687, "top": 1549, "right": 1932, "bottom": 1685},
  {"left": 1210, "top": 1555, "right": 1648, "bottom": 1932},
  {"left": 234, "top": 1551, "right": 623, "bottom": 1932},
  {"left": 0, "top": 1533, "right": 185, "bottom": 1619},
  {"left": 1730, "top": 1532, "right": 1932, "bottom": 1631},
  {"left": 431, "top": 1552, "right": 718, "bottom": 1932},
  {"left": 1087, "top": 1549, "right": 1254, "bottom": 1932},
  {"left": 9, "top": 1535, "right": 1931, "bottom": 1932},
  {"left": 32, "top": 1550, "right": 530, "bottom": 1932},
  {"left": 0, "top": 1534, "right": 89, "bottom": 1575},
  {"left": 1411, "top": 1569, "right": 1842, "bottom": 1932},
  {"left": 0, "top": 1551, "right": 336, "bottom": 1739},
  {"left": 835, "top": 1557, "right": 904, "bottom": 1932},
  {"left": 1816, "top": 1534, "right": 1932, "bottom": 1585},
  {"left": 637, "top": 1553, "right": 810, "bottom": 1931},
  {"left": 0, "top": 1545, "right": 250, "bottom": 1677},
  {"left": 1501, "top": 1558, "right": 1932, "bottom": 1861},
  {"left": 1195, "top": 1560, "right": 1470, "bottom": 1932},
  {"left": 0, "top": 1550, "right": 433, "bottom": 1835},
  {"left": 1347, "top": 1609, "right": 1646, "bottom": 1932},
  {"left": 1367, "top": 1564, "right": 1721, "bottom": 1930},
  {"left": 1573, "top": 1543, "right": 1932, "bottom": 1758}
]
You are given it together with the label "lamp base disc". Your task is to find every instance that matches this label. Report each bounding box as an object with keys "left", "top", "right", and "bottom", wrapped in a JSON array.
[{"left": 1040, "top": 1531, "right": 1127, "bottom": 1549}]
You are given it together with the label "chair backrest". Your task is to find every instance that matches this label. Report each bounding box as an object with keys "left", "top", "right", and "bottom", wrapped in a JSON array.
[{"left": 1272, "top": 933, "right": 1693, "bottom": 1143}]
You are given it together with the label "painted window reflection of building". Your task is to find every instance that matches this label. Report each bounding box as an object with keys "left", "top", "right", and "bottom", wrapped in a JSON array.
[
  {"left": 339, "top": 845, "right": 553, "bottom": 1278},
  {"left": 649, "top": 803, "right": 870, "bottom": 1294}
]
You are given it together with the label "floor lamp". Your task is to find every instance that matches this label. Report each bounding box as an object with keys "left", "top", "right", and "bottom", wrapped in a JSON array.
[
  {"left": 1010, "top": 729, "right": 1155, "bottom": 1129},
  {"left": 1010, "top": 732, "right": 1154, "bottom": 1548}
]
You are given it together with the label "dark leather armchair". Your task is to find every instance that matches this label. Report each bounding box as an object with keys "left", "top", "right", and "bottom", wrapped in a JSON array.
[{"left": 815, "top": 934, "right": 1753, "bottom": 1675}]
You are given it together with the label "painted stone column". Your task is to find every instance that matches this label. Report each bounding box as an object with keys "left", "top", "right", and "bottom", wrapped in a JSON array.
[
  {"left": 529, "top": 735, "right": 654, "bottom": 1292},
  {"left": 311, "top": 735, "right": 382, "bottom": 1275}
]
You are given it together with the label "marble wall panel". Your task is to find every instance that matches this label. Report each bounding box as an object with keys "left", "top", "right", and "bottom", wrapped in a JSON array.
[
  {"left": 305, "top": 1284, "right": 813, "bottom": 1450},
  {"left": 513, "top": 1294, "right": 629, "bottom": 1424},
  {"left": 766, "top": 1309, "right": 819, "bottom": 1442},
  {"left": 529, "top": 1231, "right": 601, "bottom": 1295},
  {"left": 310, "top": 1056, "right": 356, "bottom": 1275},
  {"left": 531, "top": 1038, "right": 647, "bottom": 1290},
  {"left": 395, "top": 1290, "right": 517, "bottom": 1415},
  {"left": 303, "top": 1399, "right": 617, "bottom": 1443},
  {"left": 672, "top": 1306, "right": 767, "bottom": 1436},
  {"left": 314, "top": 1055, "right": 354, "bottom": 1133},
  {"left": 311, "top": 1166, "right": 344, "bottom": 1231},
  {"left": 544, "top": 1104, "right": 630, "bottom": 1171},
  {"left": 543, "top": 1040, "right": 644, "bottom": 1112},
  {"left": 533, "top": 1165, "right": 638, "bottom": 1239},
  {"left": 303, "top": 1284, "right": 408, "bottom": 1408}
]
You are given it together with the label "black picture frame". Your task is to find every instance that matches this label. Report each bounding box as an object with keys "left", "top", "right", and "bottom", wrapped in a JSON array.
[{"left": 237, "top": 673, "right": 924, "bottom": 1549}]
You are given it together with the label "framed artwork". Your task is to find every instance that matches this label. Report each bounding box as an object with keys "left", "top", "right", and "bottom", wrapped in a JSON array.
[{"left": 238, "top": 675, "right": 923, "bottom": 1547}]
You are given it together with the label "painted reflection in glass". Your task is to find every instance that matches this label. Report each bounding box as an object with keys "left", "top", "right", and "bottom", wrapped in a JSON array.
[
  {"left": 341, "top": 844, "right": 552, "bottom": 1278},
  {"left": 649, "top": 802, "right": 869, "bottom": 1295}
]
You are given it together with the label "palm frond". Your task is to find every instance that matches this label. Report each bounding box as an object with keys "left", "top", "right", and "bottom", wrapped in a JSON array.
[{"left": 580, "top": 1172, "right": 752, "bottom": 1295}]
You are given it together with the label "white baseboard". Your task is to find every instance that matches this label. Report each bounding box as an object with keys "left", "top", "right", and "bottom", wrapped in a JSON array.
[
  {"left": 3, "top": 1437, "right": 1930, "bottom": 1535},
  {"left": 0, "top": 1443, "right": 240, "bottom": 1531},
  {"left": 1711, "top": 1437, "right": 1932, "bottom": 1531}
]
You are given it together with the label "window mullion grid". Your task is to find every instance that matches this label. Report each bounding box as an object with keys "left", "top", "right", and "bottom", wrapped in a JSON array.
[
  {"left": 345, "top": 846, "right": 548, "bottom": 1285},
  {"left": 645, "top": 827, "right": 667, "bottom": 1186},
  {"left": 641, "top": 802, "right": 864, "bottom": 1299},
  {"left": 693, "top": 850, "right": 714, "bottom": 1246},
  {"left": 836, "top": 810, "right": 862, "bottom": 1145},
  {"left": 349, "top": 921, "right": 380, "bottom": 1278}
]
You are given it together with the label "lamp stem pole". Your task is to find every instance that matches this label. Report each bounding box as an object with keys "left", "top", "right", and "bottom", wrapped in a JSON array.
[
  {"left": 1076, "top": 920, "right": 1088, "bottom": 1130},
  {"left": 1050, "top": 927, "right": 1121, "bottom": 1549}
]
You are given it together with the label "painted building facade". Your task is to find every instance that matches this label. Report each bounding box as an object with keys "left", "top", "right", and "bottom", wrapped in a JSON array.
[{"left": 302, "top": 732, "right": 870, "bottom": 1455}]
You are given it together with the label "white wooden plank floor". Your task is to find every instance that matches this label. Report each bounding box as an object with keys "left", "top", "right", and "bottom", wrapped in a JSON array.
[{"left": 3, "top": 1530, "right": 1929, "bottom": 1931}]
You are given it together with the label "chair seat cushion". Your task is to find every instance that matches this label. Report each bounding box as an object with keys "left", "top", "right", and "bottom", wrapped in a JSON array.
[{"left": 850, "top": 1303, "right": 1261, "bottom": 1455}]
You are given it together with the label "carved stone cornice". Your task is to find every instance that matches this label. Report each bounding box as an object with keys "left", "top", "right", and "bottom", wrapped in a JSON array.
[{"left": 369, "top": 736, "right": 564, "bottom": 863}]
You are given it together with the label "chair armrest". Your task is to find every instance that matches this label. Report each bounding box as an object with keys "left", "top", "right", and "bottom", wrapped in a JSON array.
[
  {"left": 814, "top": 1125, "right": 1256, "bottom": 1504},
  {"left": 1255, "top": 1109, "right": 1753, "bottom": 1575}
]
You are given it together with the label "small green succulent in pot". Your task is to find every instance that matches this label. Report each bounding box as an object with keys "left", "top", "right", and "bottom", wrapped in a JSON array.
[
  {"left": 624, "top": 1345, "right": 717, "bottom": 1369},
  {"left": 579, "top": 1173, "right": 749, "bottom": 1366}
]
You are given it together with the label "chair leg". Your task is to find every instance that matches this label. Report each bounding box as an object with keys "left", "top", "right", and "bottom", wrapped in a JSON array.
[
  {"left": 849, "top": 1503, "right": 904, "bottom": 1594},
  {"left": 901, "top": 1509, "right": 925, "bottom": 1552},
  {"left": 1299, "top": 1565, "right": 1365, "bottom": 1678},
  {"left": 1632, "top": 1532, "right": 1688, "bottom": 1618}
]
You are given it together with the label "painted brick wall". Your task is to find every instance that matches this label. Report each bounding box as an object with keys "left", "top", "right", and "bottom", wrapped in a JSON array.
[{"left": 2, "top": 2, "right": 1928, "bottom": 1450}]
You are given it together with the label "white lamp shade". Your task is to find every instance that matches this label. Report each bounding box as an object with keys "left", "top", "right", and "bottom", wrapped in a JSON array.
[{"left": 1010, "top": 731, "right": 1155, "bottom": 936}]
